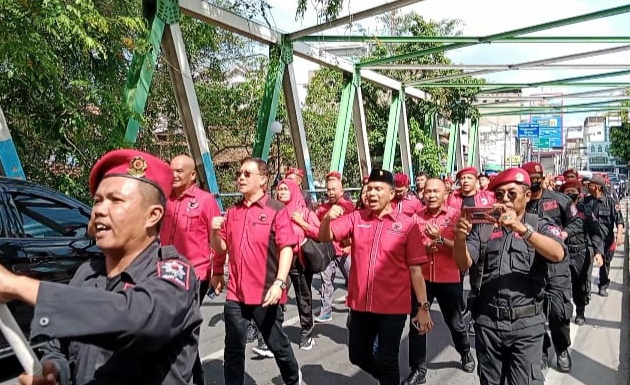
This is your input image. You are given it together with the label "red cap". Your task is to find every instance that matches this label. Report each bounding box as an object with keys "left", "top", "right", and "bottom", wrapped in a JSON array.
[
  {"left": 89, "top": 149, "right": 172, "bottom": 199},
  {"left": 521, "top": 162, "right": 544, "bottom": 175},
  {"left": 555, "top": 175, "right": 565, "bottom": 181},
  {"left": 444, "top": 177, "right": 454, "bottom": 183},
  {"left": 560, "top": 180, "right": 581, "bottom": 192},
  {"left": 488, "top": 168, "right": 531, "bottom": 191},
  {"left": 326, "top": 171, "right": 342, "bottom": 181},
  {"left": 456, "top": 167, "right": 478, "bottom": 180},
  {"left": 562, "top": 169, "right": 577, "bottom": 178},
  {"left": 285, "top": 167, "right": 305, "bottom": 179},
  {"left": 394, "top": 173, "right": 410, "bottom": 187}
]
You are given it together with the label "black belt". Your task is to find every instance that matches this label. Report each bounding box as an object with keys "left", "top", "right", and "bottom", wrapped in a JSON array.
[
  {"left": 481, "top": 302, "right": 543, "bottom": 321},
  {"left": 567, "top": 243, "right": 586, "bottom": 252}
]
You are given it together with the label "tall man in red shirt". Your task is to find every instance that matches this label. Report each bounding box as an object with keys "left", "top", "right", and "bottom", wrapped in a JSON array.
[
  {"left": 393, "top": 173, "right": 424, "bottom": 216},
  {"left": 314, "top": 172, "right": 355, "bottom": 322},
  {"left": 446, "top": 167, "right": 494, "bottom": 210},
  {"left": 160, "top": 154, "right": 221, "bottom": 385},
  {"left": 402, "top": 179, "right": 475, "bottom": 385},
  {"left": 210, "top": 158, "right": 301, "bottom": 385},
  {"left": 320, "top": 168, "right": 432, "bottom": 385}
]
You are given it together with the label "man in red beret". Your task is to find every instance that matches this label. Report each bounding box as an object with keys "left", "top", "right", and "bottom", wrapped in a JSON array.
[
  {"left": 521, "top": 161, "right": 579, "bottom": 372},
  {"left": 559, "top": 181, "right": 591, "bottom": 325},
  {"left": 446, "top": 167, "right": 494, "bottom": 210},
  {"left": 7, "top": 149, "right": 202, "bottom": 385},
  {"left": 393, "top": 172, "right": 424, "bottom": 216},
  {"left": 286, "top": 166, "right": 315, "bottom": 210},
  {"left": 562, "top": 169, "right": 578, "bottom": 183},
  {"left": 454, "top": 167, "right": 566, "bottom": 385}
]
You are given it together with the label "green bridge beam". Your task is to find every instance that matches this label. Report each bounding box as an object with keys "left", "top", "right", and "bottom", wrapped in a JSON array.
[
  {"left": 482, "top": 106, "right": 628, "bottom": 116},
  {"left": 330, "top": 73, "right": 357, "bottom": 173},
  {"left": 299, "top": 35, "right": 630, "bottom": 44},
  {"left": 407, "top": 82, "right": 630, "bottom": 89}
]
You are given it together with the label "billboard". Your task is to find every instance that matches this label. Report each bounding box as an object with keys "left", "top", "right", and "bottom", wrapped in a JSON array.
[{"left": 531, "top": 116, "right": 563, "bottom": 150}]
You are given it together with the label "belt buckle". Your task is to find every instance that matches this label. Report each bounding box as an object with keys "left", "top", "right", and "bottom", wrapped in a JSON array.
[{"left": 496, "top": 306, "right": 511, "bottom": 320}]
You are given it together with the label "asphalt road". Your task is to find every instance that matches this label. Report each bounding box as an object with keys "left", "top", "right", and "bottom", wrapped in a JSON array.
[{"left": 1, "top": 200, "right": 628, "bottom": 384}]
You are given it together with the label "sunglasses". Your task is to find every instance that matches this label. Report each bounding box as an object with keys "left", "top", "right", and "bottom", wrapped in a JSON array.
[
  {"left": 494, "top": 190, "right": 524, "bottom": 201},
  {"left": 235, "top": 170, "right": 260, "bottom": 179}
]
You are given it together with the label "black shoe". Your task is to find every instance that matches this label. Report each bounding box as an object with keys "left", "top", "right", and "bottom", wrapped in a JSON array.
[
  {"left": 557, "top": 350, "right": 572, "bottom": 372},
  {"left": 541, "top": 356, "right": 550, "bottom": 371},
  {"left": 599, "top": 287, "right": 609, "bottom": 297},
  {"left": 401, "top": 368, "right": 426, "bottom": 385},
  {"left": 461, "top": 351, "right": 475, "bottom": 373},
  {"left": 467, "top": 320, "right": 476, "bottom": 336},
  {"left": 575, "top": 313, "right": 585, "bottom": 326},
  {"left": 246, "top": 323, "right": 258, "bottom": 344}
]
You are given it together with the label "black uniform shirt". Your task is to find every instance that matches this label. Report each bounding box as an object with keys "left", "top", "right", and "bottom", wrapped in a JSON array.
[
  {"left": 31, "top": 241, "right": 202, "bottom": 385},
  {"left": 466, "top": 216, "right": 567, "bottom": 332},
  {"left": 582, "top": 194, "right": 625, "bottom": 254}
]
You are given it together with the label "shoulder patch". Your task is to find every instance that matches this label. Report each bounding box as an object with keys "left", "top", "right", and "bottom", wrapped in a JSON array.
[
  {"left": 157, "top": 260, "right": 190, "bottom": 290},
  {"left": 547, "top": 225, "right": 562, "bottom": 238},
  {"left": 570, "top": 204, "right": 578, "bottom": 217},
  {"left": 615, "top": 204, "right": 621, "bottom": 211}
]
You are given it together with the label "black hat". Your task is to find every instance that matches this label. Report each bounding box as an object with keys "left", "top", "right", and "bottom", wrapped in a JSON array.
[{"left": 368, "top": 168, "right": 395, "bottom": 185}]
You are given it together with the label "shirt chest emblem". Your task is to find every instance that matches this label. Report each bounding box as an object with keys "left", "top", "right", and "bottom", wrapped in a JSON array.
[
  {"left": 258, "top": 213, "right": 268, "bottom": 222},
  {"left": 188, "top": 199, "right": 199, "bottom": 209},
  {"left": 391, "top": 222, "right": 403, "bottom": 231},
  {"left": 543, "top": 201, "right": 558, "bottom": 211}
]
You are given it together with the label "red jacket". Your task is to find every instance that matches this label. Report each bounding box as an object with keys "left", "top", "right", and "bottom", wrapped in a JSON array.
[{"left": 446, "top": 189, "right": 495, "bottom": 209}]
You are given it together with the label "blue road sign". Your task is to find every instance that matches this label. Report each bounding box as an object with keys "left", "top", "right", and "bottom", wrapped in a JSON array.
[
  {"left": 517, "top": 123, "right": 540, "bottom": 139},
  {"left": 531, "top": 116, "right": 563, "bottom": 149}
]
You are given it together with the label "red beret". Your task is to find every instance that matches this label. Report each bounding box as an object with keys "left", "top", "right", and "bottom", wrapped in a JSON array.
[
  {"left": 521, "top": 162, "right": 544, "bottom": 175},
  {"left": 488, "top": 168, "right": 531, "bottom": 191},
  {"left": 555, "top": 175, "right": 565, "bottom": 181},
  {"left": 285, "top": 167, "right": 304, "bottom": 179},
  {"left": 444, "top": 177, "right": 454, "bottom": 183},
  {"left": 456, "top": 167, "right": 478, "bottom": 180},
  {"left": 562, "top": 169, "right": 577, "bottom": 177},
  {"left": 326, "top": 171, "right": 342, "bottom": 180},
  {"left": 89, "top": 149, "right": 172, "bottom": 199},
  {"left": 394, "top": 173, "right": 410, "bottom": 187},
  {"left": 560, "top": 180, "right": 581, "bottom": 192}
]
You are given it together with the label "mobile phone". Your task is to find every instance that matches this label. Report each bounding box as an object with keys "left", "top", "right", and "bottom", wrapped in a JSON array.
[{"left": 463, "top": 206, "right": 504, "bottom": 224}]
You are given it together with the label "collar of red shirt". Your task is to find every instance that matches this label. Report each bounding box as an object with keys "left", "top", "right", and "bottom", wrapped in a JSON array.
[
  {"left": 365, "top": 208, "right": 397, "bottom": 221},
  {"left": 420, "top": 204, "right": 448, "bottom": 216},
  {"left": 453, "top": 189, "right": 477, "bottom": 199},
  {"left": 237, "top": 193, "right": 269, "bottom": 208},
  {"left": 172, "top": 184, "right": 198, "bottom": 200}
]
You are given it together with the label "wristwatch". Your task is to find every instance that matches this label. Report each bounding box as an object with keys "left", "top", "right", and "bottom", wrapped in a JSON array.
[
  {"left": 435, "top": 236, "right": 444, "bottom": 246},
  {"left": 522, "top": 223, "right": 535, "bottom": 241},
  {"left": 419, "top": 301, "right": 431, "bottom": 311},
  {"left": 273, "top": 279, "right": 287, "bottom": 290}
]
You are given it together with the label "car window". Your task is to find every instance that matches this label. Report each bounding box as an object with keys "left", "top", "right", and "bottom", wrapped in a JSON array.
[{"left": 10, "top": 193, "right": 89, "bottom": 238}]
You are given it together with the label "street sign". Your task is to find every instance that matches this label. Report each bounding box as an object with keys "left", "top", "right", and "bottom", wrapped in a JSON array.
[
  {"left": 517, "top": 123, "right": 540, "bottom": 139},
  {"left": 533, "top": 138, "right": 550, "bottom": 149}
]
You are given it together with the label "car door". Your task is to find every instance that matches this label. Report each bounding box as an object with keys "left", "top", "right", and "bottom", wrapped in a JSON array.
[{"left": 9, "top": 186, "right": 93, "bottom": 284}]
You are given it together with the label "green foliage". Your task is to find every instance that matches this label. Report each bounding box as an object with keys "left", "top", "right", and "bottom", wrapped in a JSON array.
[
  {"left": 609, "top": 122, "right": 630, "bottom": 162},
  {"left": 409, "top": 118, "right": 446, "bottom": 178}
]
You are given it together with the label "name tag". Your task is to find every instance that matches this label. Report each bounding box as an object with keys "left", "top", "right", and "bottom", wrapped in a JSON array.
[{"left": 543, "top": 201, "right": 558, "bottom": 211}]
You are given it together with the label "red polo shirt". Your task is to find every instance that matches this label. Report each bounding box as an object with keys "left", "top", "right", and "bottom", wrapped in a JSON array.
[
  {"left": 331, "top": 209, "right": 426, "bottom": 314},
  {"left": 217, "top": 195, "right": 298, "bottom": 305},
  {"left": 316, "top": 197, "right": 355, "bottom": 255},
  {"left": 414, "top": 205, "right": 461, "bottom": 283},
  {"left": 160, "top": 184, "right": 221, "bottom": 281},
  {"left": 392, "top": 194, "right": 424, "bottom": 216}
]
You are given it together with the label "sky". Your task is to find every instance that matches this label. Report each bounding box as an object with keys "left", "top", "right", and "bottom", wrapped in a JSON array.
[{"left": 255, "top": 0, "right": 630, "bottom": 126}]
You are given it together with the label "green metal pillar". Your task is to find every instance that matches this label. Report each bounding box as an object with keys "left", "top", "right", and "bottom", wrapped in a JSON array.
[
  {"left": 467, "top": 120, "right": 479, "bottom": 167},
  {"left": 446, "top": 123, "right": 459, "bottom": 175},
  {"left": 330, "top": 72, "right": 358, "bottom": 172},
  {"left": 383, "top": 91, "right": 403, "bottom": 171},
  {"left": 253, "top": 41, "right": 293, "bottom": 160}
]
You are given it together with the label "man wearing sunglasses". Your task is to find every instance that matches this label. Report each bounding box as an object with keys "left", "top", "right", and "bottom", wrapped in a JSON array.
[
  {"left": 521, "top": 162, "right": 580, "bottom": 373},
  {"left": 453, "top": 167, "right": 566, "bottom": 385}
]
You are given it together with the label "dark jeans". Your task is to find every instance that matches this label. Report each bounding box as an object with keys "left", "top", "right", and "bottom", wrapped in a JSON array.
[
  {"left": 192, "top": 280, "right": 210, "bottom": 385},
  {"left": 289, "top": 260, "right": 314, "bottom": 338},
  {"left": 348, "top": 310, "right": 406, "bottom": 385},
  {"left": 408, "top": 282, "right": 470, "bottom": 372},
  {"left": 598, "top": 248, "right": 615, "bottom": 289},
  {"left": 476, "top": 323, "right": 545, "bottom": 385},
  {"left": 224, "top": 301, "right": 300, "bottom": 385},
  {"left": 569, "top": 245, "right": 591, "bottom": 311}
]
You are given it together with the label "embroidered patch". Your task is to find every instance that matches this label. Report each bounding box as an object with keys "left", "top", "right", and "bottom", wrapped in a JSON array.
[
  {"left": 547, "top": 225, "right": 562, "bottom": 238},
  {"left": 481, "top": 198, "right": 488, "bottom": 205},
  {"left": 515, "top": 172, "right": 525, "bottom": 182},
  {"left": 188, "top": 199, "right": 199, "bottom": 209},
  {"left": 570, "top": 204, "right": 577, "bottom": 217},
  {"left": 543, "top": 201, "right": 558, "bottom": 211},
  {"left": 534, "top": 165, "right": 542, "bottom": 173},
  {"left": 128, "top": 156, "right": 147, "bottom": 177},
  {"left": 392, "top": 222, "right": 403, "bottom": 231},
  {"left": 615, "top": 204, "right": 621, "bottom": 211},
  {"left": 490, "top": 231, "right": 502, "bottom": 240},
  {"left": 123, "top": 283, "right": 135, "bottom": 291},
  {"left": 157, "top": 260, "right": 190, "bottom": 290},
  {"left": 259, "top": 213, "right": 268, "bottom": 222}
]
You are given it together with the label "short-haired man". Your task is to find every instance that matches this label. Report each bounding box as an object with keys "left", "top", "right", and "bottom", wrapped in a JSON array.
[
  {"left": 6, "top": 149, "right": 202, "bottom": 385},
  {"left": 210, "top": 157, "right": 301, "bottom": 385},
  {"left": 415, "top": 172, "right": 429, "bottom": 201},
  {"left": 393, "top": 172, "right": 424, "bottom": 216},
  {"left": 320, "top": 168, "right": 432, "bottom": 385},
  {"left": 454, "top": 168, "right": 566, "bottom": 385}
]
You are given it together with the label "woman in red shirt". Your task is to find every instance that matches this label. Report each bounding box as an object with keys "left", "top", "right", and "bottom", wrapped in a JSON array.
[{"left": 277, "top": 179, "right": 321, "bottom": 350}]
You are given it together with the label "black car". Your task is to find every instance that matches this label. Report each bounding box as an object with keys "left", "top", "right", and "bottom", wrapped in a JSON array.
[{"left": 0, "top": 177, "right": 99, "bottom": 359}]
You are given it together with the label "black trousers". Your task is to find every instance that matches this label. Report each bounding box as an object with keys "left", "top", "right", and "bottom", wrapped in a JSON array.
[
  {"left": 542, "top": 287, "right": 572, "bottom": 355},
  {"left": 224, "top": 301, "right": 300, "bottom": 385},
  {"left": 408, "top": 282, "right": 470, "bottom": 372},
  {"left": 348, "top": 310, "right": 407, "bottom": 385},
  {"left": 192, "top": 280, "right": 210, "bottom": 385},
  {"left": 475, "top": 323, "right": 545, "bottom": 385},
  {"left": 598, "top": 248, "right": 615, "bottom": 289},
  {"left": 569, "top": 245, "right": 591, "bottom": 311},
  {"left": 288, "top": 259, "right": 314, "bottom": 338}
]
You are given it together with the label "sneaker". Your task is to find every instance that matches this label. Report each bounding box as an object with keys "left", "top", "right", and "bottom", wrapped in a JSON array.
[
  {"left": 252, "top": 342, "right": 274, "bottom": 358},
  {"left": 599, "top": 287, "right": 609, "bottom": 297},
  {"left": 299, "top": 336, "right": 314, "bottom": 351},
  {"left": 246, "top": 323, "right": 258, "bottom": 344},
  {"left": 314, "top": 312, "right": 332, "bottom": 323},
  {"left": 461, "top": 351, "right": 475, "bottom": 373},
  {"left": 574, "top": 313, "right": 585, "bottom": 326}
]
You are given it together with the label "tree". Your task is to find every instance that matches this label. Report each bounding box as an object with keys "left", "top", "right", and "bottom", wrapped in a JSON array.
[{"left": 609, "top": 93, "right": 630, "bottom": 162}]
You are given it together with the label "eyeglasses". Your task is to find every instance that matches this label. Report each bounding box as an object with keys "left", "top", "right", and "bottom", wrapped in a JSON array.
[
  {"left": 235, "top": 170, "right": 260, "bottom": 179},
  {"left": 494, "top": 190, "right": 525, "bottom": 201}
]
